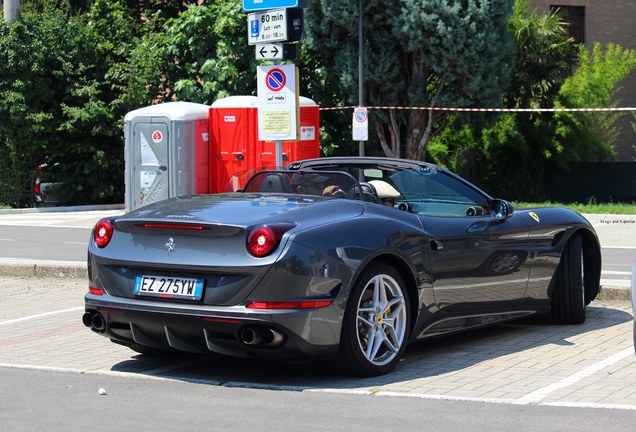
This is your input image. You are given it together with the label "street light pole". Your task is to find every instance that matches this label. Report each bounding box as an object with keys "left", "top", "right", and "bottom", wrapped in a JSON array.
[
  {"left": 3, "top": 0, "right": 20, "bottom": 22},
  {"left": 358, "top": 0, "right": 365, "bottom": 157}
]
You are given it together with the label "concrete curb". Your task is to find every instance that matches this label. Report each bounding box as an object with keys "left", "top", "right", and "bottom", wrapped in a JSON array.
[{"left": 0, "top": 263, "right": 87, "bottom": 279}]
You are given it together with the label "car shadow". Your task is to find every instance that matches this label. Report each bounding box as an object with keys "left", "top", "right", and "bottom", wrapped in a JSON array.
[{"left": 108, "top": 304, "right": 634, "bottom": 390}]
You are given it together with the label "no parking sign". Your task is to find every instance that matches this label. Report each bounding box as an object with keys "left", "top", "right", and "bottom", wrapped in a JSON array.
[
  {"left": 257, "top": 64, "right": 299, "bottom": 141},
  {"left": 352, "top": 107, "right": 368, "bottom": 141}
]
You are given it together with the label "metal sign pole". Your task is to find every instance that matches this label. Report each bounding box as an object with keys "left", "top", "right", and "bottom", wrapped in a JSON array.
[
  {"left": 249, "top": 1, "right": 304, "bottom": 168},
  {"left": 274, "top": 59, "right": 284, "bottom": 169},
  {"left": 4, "top": 0, "right": 20, "bottom": 22},
  {"left": 358, "top": 0, "right": 365, "bottom": 157}
]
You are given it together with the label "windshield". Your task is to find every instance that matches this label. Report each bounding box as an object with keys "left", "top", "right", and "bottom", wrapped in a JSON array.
[{"left": 300, "top": 163, "right": 491, "bottom": 217}]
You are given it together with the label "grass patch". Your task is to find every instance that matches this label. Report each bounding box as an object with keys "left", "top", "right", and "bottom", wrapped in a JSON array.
[{"left": 513, "top": 201, "right": 636, "bottom": 215}]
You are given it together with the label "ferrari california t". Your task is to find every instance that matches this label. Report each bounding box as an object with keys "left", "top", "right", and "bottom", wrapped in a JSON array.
[{"left": 83, "top": 157, "right": 601, "bottom": 376}]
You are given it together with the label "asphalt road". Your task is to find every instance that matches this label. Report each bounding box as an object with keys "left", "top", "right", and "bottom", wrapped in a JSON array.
[{"left": 2, "top": 367, "right": 635, "bottom": 432}]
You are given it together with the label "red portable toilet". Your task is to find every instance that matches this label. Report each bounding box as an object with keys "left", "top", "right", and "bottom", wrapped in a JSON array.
[
  {"left": 124, "top": 102, "right": 210, "bottom": 211},
  {"left": 209, "top": 96, "right": 259, "bottom": 193},
  {"left": 209, "top": 96, "right": 320, "bottom": 193}
]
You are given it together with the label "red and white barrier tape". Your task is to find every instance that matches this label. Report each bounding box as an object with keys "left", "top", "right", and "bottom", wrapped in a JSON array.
[{"left": 319, "top": 105, "right": 636, "bottom": 112}]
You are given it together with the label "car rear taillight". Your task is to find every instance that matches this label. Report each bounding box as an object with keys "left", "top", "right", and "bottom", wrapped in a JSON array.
[
  {"left": 88, "top": 287, "right": 104, "bottom": 296},
  {"left": 246, "top": 300, "right": 333, "bottom": 310},
  {"left": 135, "top": 223, "right": 211, "bottom": 231},
  {"left": 93, "top": 218, "right": 114, "bottom": 248},
  {"left": 247, "top": 223, "right": 296, "bottom": 258}
]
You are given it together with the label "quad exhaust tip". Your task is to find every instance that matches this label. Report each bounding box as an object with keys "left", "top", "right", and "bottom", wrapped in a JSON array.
[{"left": 82, "top": 311, "right": 105, "bottom": 332}]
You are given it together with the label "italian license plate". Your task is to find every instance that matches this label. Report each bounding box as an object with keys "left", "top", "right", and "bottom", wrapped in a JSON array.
[{"left": 134, "top": 275, "right": 204, "bottom": 301}]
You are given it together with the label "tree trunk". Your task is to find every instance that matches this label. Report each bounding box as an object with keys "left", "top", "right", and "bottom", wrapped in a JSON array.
[{"left": 374, "top": 49, "right": 443, "bottom": 161}]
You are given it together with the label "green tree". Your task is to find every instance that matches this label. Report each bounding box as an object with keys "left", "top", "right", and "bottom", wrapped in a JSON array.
[
  {"left": 429, "top": 41, "right": 636, "bottom": 200},
  {"left": 553, "top": 43, "right": 636, "bottom": 164},
  {"left": 428, "top": 1, "right": 580, "bottom": 200},
  {"left": 0, "top": 1, "right": 146, "bottom": 206},
  {"left": 132, "top": 1, "right": 255, "bottom": 104},
  {"left": 0, "top": 1, "right": 264, "bottom": 206},
  {"left": 507, "top": 0, "right": 575, "bottom": 109},
  {"left": 0, "top": 4, "right": 82, "bottom": 205},
  {"left": 52, "top": 0, "right": 145, "bottom": 204},
  {"left": 305, "top": 0, "right": 515, "bottom": 160}
]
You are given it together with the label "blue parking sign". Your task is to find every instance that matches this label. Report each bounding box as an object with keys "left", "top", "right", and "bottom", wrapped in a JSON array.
[{"left": 250, "top": 19, "right": 260, "bottom": 38}]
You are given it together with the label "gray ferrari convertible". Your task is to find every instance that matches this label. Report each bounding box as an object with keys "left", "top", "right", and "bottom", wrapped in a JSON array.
[{"left": 83, "top": 157, "right": 601, "bottom": 376}]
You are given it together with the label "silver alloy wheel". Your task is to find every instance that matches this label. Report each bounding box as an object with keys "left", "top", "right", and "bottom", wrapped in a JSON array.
[{"left": 355, "top": 273, "right": 407, "bottom": 366}]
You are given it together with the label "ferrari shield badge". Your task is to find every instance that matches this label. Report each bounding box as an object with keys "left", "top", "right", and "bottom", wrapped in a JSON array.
[{"left": 529, "top": 212, "right": 540, "bottom": 223}]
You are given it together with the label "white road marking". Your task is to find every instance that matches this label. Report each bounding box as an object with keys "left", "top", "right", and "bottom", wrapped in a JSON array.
[
  {"left": 0, "top": 307, "right": 84, "bottom": 326},
  {"left": 544, "top": 401, "right": 636, "bottom": 411},
  {"left": 517, "top": 346, "right": 634, "bottom": 403},
  {"left": 601, "top": 246, "right": 636, "bottom": 250}
]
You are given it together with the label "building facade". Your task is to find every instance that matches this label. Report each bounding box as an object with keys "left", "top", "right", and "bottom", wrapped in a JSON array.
[{"left": 530, "top": 0, "right": 636, "bottom": 161}]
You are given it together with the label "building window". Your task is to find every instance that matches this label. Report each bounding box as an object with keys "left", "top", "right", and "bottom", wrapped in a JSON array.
[{"left": 551, "top": 5, "right": 585, "bottom": 44}]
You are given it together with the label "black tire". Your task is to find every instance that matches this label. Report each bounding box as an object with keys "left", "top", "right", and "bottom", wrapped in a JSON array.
[
  {"left": 551, "top": 234, "right": 586, "bottom": 324},
  {"left": 336, "top": 263, "right": 411, "bottom": 376}
]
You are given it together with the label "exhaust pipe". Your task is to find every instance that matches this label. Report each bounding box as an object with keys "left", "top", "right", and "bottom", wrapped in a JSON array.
[
  {"left": 82, "top": 311, "right": 106, "bottom": 332},
  {"left": 240, "top": 327, "right": 285, "bottom": 347},
  {"left": 240, "top": 327, "right": 263, "bottom": 346},
  {"left": 91, "top": 313, "right": 106, "bottom": 331},
  {"left": 82, "top": 312, "right": 93, "bottom": 328},
  {"left": 262, "top": 328, "right": 285, "bottom": 346}
]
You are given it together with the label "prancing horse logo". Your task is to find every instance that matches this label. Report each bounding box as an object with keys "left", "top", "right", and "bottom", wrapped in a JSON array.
[{"left": 165, "top": 238, "right": 175, "bottom": 254}]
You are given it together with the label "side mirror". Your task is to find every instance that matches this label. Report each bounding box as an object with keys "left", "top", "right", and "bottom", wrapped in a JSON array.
[{"left": 490, "top": 199, "right": 513, "bottom": 221}]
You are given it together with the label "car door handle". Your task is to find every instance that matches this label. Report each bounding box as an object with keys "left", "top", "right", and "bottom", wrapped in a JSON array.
[
  {"left": 430, "top": 240, "right": 443, "bottom": 251},
  {"left": 467, "top": 222, "right": 488, "bottom": 233}
]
